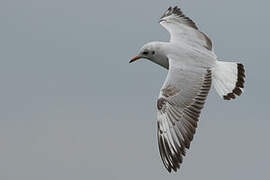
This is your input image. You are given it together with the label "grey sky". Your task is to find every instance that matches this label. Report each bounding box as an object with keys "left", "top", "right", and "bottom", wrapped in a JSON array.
[{"left": 0, "top": 0, "right": 269, "bottom": 179}]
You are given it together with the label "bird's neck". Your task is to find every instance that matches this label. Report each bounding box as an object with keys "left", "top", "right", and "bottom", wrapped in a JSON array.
[{"left": 149, "top": 42, "right": 169, "bottom": 69}]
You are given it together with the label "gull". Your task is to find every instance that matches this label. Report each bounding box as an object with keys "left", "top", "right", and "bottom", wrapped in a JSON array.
[{"left": 129, "top": 6, "right": 245, "bottom": 172}]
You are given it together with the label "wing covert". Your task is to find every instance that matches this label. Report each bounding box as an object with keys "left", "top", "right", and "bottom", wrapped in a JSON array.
[{"left": 157, "top": 60, "right": 212, "bottom": 172}]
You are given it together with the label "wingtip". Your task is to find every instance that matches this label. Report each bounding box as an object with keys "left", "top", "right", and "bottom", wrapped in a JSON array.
[{"left": 161, "top": 5, "right": 198, "bottom": 30}]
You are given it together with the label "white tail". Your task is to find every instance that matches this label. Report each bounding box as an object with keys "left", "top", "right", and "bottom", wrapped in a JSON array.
[{"left": 213, "top": 61, "right": 245, "bottom": 100}]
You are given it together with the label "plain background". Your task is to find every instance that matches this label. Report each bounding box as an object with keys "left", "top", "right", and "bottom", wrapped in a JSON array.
[{"left": 0, "top": 0, "right": 269, "bottom": 179}]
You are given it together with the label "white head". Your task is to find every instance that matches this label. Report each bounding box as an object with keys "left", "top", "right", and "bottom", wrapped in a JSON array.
[{"left": 129, "top": 42, "right": 169, "bottom": 69}]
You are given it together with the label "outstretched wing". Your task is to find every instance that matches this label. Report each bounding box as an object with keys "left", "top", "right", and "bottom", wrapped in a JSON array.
[
  {"left": 160, "top": 6, "right": 212, "bottom": 51},
  {"left": 157, "top": 58, "right": 212, "bottom": 172}
]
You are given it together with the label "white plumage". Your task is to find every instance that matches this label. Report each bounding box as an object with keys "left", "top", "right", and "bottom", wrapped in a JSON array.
[{"left": 130, "top": 6, "right": 245, "bottom": 172}]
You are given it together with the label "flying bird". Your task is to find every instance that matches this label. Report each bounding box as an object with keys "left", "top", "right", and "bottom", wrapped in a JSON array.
[{"left": 129, "top": 6, "right": 246, "bottom": 172}]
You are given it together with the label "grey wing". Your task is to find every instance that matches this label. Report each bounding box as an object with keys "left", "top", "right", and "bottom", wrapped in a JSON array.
[
  {"left": 157, "top": 62, "right": 212, "bottom": 172},
  {"left": 160, "top": 6, "right": 212, "bottom": 51}
]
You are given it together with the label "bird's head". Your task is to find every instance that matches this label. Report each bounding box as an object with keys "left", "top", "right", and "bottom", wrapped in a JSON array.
[
  {"left": 129, "top": 42, "right": 157, "bottom": 63},
  {"left": 129, "top": 42, "right": 169, "bottom": 69}
]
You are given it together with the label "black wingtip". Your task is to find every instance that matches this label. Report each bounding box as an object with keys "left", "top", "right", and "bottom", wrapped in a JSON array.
[{"left": 160, "top": 5, "right": 198, "bottom": 30}]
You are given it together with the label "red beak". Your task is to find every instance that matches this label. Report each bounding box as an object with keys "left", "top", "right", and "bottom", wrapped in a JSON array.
[{"left": 129, "top": 56, "right": 141, "bottom": 63}]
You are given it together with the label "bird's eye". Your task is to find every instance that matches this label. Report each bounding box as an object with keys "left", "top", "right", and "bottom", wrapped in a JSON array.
[
  {"left": 142, "top": 51, "right": 148, "bottom": 55},
  {"left": 152, "top": 51, "right": 155, "bottom": 55}
]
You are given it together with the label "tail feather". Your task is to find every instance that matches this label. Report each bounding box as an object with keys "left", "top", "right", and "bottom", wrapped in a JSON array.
[{"left": 213, "top": 61, "right": 246, "bottom": 100}]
